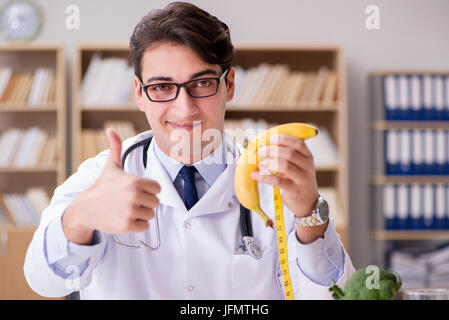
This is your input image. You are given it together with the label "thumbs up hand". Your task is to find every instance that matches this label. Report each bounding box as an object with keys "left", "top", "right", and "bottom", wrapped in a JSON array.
[
  {"left": 62, "top": 129, "right": 161, "bottom": 245},
  {"left": 104, "top": 128, "right": 124, "bottom": 170}
]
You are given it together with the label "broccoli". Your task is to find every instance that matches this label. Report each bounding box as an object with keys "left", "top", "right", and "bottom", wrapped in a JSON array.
[{"left": 329, "top": 266, "right": 402, "bottom": 300}]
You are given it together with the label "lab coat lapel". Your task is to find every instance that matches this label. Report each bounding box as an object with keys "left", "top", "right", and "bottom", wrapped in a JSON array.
[{"left": 144, "top": 137, "right": 185, "bottom": 210}]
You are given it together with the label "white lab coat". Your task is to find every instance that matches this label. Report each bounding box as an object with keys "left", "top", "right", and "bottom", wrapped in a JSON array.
[{"left": 24, "top": 130, "right": 355, "bottom": 299}]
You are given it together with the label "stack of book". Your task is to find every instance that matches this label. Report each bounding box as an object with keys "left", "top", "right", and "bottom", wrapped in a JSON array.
[
  {"left": 228, "top": 64, "right": 338, "bottom": 109},
  {"left": 382, "top": 183, "right": 449, "bottom": 230},
  {"left": 0, "top": 127, "right": 56, "bottom": 167},
  {"left": 223, "top": 119, "right": 339, "bottom": 169},
  {"left": 382, "top": 74, "right": 449, "bottom": 121},
  {"left": 81, "top": 53, "right": 135, "bottom": 106},
  {"left": 391, "top": 243, "right": 449, "bottom": 289},
  {"left": 0, "top": 187, "right": 50, "bottom": 227},
  {"left": 0, "top": 67, "right": 56, "bottom": 106},
  {"left": 81, "top": 121, "right": 137, "bottom": 161},
  {"left": 385, "top": 129, "right": 449, "bottom": 175}
]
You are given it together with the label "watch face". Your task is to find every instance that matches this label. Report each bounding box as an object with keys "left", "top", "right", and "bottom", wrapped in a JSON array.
[{"left": 318, "top": 199, "right": 329, "bottom": 222}]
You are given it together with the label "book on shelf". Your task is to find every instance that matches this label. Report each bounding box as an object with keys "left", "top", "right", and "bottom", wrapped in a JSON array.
[
  {"left": 26, "top": 187, "right": 50, "bottom": 216},
  {"left": 81, "top": 129, "right": 97, "bottom": 161},
  {"left": 0, "top": 198, "right": 12, "bottom": 226},
  {"left": 231, "top": 65, "right": 246, "bottom": 102},
  {"left": 27, "top": 68, "right": 55, "bottom": 106},
  {"left": 12, "top": 127, "right": 48, "bottom": 167},
  {"left": 263, "top": 65, "right": 289, "bottom": 107},
  {"left": 40, "top": 135, "right": 57, "bottom": 165},
  {"left": 243, "top": 63, "right": 270, "bottom": 106},
  {"left": 81, "top": 121, "right": 137, "bottom": 161},
  {"left": 0, "top": 128, "right": 56, "bottom": 167},
  {"left": 0, "top": 188, "right": 50, "bottom": 228},
  {"left": 2, "top": 194, "right": 27, "bottom": 227},
  {"left": 251, "top": 64, "right": 278, "bottom": 106},
  {"left": 104, "top": 120, "right": 137, "bottom": 142},
  {"left": 309, "top": 67, "right": 329, "bottom": 107},
  {"left": 0, "top": 67, "right": 13, "bottom": 100},
  {"left": 227, "top": 64, "right": 338, "bottom": 109},
  {"left": 304, "top": 126, "right": 340, "bottom": 168},
  {"left": 81, "top": 54, "right": 134, "bottom": 106},
  {"left": 297, "top": 72, "right": 317, "bottom": 107},
  {"left": 0, "top": 67, "right": 55, "bottom": 106},
  {"left": 285, "top": 72, "right": 305, "bottom": 107},
  {"left": 0, "top": 128, "right": 24, "bottom": 166},
  {"left": 233, "top": 66, "right": 259, "bottom": 106},
  {"left": 321, "top": 71, "right": 338, "bottom": 106}
]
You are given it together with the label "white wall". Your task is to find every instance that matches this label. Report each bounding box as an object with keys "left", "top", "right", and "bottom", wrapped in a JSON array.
[{"left": 4, "top": 0, "right": 449, "bottom": 268}]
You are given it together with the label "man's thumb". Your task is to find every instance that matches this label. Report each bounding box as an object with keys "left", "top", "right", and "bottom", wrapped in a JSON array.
[{"left": 106, "top": 128, "right": 123, "bottom": 169}]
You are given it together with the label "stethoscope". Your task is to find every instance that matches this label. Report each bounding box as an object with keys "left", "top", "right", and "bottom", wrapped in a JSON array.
[{"left": 112, "top": 135, "right": 262, "bottom": 259}]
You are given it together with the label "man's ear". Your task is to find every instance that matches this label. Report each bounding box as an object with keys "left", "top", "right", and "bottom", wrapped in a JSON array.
[
  {"left": 134, "top": 76, "right": 145, "bottom": 112},
  {"left": 225, "top": 67, "right": 235, "bottom": 102}
]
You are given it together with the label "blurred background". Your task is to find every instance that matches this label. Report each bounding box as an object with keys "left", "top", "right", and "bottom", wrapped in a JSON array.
[{"left": 0, "top": 0, "right": 449, "bottom": 299}]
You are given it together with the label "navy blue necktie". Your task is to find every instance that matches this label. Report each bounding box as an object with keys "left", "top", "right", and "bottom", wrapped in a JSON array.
[{"left": 180, "top": 165, "right": 199, "bottom": 210}]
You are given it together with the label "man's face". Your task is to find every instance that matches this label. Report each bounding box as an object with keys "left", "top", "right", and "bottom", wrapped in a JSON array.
[{"left": 134, "top": 42, "right": 235, "bottom": 164}]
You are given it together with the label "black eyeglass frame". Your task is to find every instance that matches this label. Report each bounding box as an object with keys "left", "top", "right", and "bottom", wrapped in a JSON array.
[{"left": 140, "top": 68, "right": 230, "bottom": 102}]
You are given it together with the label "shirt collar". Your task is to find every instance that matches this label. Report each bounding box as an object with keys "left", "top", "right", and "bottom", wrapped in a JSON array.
[{"left": 152, "top": 137, "right": 227, "bottom": 187}]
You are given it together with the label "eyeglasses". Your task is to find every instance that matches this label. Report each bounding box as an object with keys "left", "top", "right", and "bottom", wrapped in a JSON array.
[{"left": 140, "top": 68, "right": 229, "bottom": 102}]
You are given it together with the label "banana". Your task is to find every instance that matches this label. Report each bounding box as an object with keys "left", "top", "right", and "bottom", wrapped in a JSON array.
[{"left": 234, "top": 123, "right": 318, "bottom": 228}]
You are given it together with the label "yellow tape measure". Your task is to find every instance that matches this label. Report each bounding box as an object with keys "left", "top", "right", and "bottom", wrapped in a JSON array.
[{"left": 273, "top": 187, "right": 294, "bottom": 300}]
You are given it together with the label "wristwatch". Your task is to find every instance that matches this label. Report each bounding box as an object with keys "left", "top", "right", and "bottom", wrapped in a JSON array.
[{"left": 295, "top": 195, "right": 329, "bottom": 227}]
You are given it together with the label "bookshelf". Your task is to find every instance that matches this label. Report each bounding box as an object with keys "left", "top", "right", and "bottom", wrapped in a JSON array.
[
  {"left": 72, "top": 44, "right": 146, "bottom": 170},
  {"left": 72, "top": 44, "right": 349, "bottom": 249},
  {"left": 369, "top": 71, "right": 449, "bottom": 280},
  {"left": 0, "top": 44, "right": 66, "bottom": 299}
]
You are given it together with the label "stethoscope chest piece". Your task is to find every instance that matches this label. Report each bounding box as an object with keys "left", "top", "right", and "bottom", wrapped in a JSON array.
[{"left": 237, "top": 236, "right": 263, "bottom": 260}]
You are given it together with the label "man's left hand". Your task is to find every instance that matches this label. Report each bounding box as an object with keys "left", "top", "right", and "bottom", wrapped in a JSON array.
[{"left": 251, "top": 134, "right": 319, "bottom": 218}]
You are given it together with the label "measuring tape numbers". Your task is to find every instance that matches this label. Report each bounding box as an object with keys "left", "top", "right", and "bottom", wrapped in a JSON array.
[{"left": 273, "top": 187, "right": 294, "bottom": 300}]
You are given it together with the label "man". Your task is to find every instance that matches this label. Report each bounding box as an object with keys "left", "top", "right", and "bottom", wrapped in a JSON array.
[{"left": 24, "top": 2, "right": 354, "bottom": 299}]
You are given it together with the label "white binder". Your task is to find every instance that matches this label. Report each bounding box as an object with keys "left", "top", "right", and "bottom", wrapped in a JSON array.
[
  {"left": 423, "top": 184, "right": 434, "bottom": 228},
  {"left": 435, "top": 76, "right": 444, "bottom": 118},
  {"left": 436, "top": 184, "right": 446, "bottom": 226},
  {"left": 400, "top": 130, "right": 411, "bottom": 173},
  {"left": 410, "top": 75, "right": 422, "bottom": 117},
  {"left": 423, "top": 130, "right": 434, "bottom": 170},
  {"left": 386, "top": 130, "right": 399, "bottom": 170},
  {"left": 384, "top": 75, "right": 398, "bottom": 118},
  {"left": 412, "top": 130, "right": 423, "bottom": 172},
  {"left": 383, "top": 184, "right": 396, "bottom": 228},
  {"left": 397, "top": 184, "right": 408, "bottom": 228},
  {"left": 410, "top": 184, "right": 422, "bottom": 226}
]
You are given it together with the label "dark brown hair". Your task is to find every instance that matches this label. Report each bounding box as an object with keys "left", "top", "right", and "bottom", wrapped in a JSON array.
[{"left": 130, "top": 2, "right": 234, "bottom": 81}]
